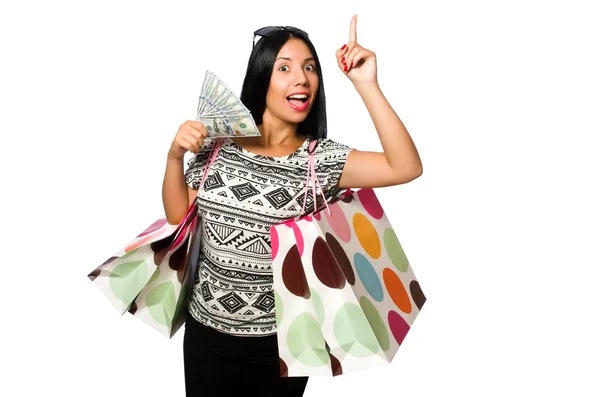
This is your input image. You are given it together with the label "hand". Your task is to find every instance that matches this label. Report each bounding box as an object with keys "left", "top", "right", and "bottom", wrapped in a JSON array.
[
  {"left": 168, "top": 120, "right": 208, "bottom": 160},
  {"left": 335, "top": 14, "right": 378, "bottom": 86}
]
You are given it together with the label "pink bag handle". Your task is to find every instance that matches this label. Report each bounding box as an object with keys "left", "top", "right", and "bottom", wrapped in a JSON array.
[
  {"left": 163, "top": 139, "right": 224, "bottom": 244},
  {"left": 199, "top": 138, "right": 224, "bottom": 191},
  {"left": 300, "top": 139, "right": 331, "bottom": 217},
  {"left": 175, "top": 137, "right": 223, "bottom": 228}
]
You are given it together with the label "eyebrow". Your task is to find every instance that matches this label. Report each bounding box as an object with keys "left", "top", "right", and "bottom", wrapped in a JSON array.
[{"left": 275, "top": 57, "right": 315, "bottom": 62}]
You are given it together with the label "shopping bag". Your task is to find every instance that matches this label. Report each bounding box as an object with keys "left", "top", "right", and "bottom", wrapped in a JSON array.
[
  {"left": 270, "top": 218, "right": 335, "bottom": 377},
  {"left": 87, "top": 218, "right": 181, "bottom": 314},
  {"left": 88, "top": 138, "right": 224, "bottom": 335},
  {"left": 128, "top": 206, "right": 202, "bottom": 337},
  {"left": 271, "top": 141, "right": 426, "bottom": 377}
]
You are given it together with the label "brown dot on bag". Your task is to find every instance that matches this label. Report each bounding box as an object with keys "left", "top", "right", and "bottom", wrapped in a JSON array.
[
  {"left": 341, "top": 194, "right": 354, "bottom": 203},
  {"left": 128, "top": 302, "right": 137, "bottom": 315},
  {"left": 330, "top": 353, "right": 343, "bottom": 376},
  {"left": 325, "top": 233, "right": 355, "bottom": 285},
  {"left": 279, "top": 358, "right": 288, "bottom": 377},
  {"left": 169, "top": 243, "right": 188, "bottom": 283},
  {"left": 151, "top": 236, "right": 173, "bottom": 265},
  {"left": 87, "top": 256, "right": 118, "bottom": 280},
  {"left": 312, "top": 237, "right": 346, "bottom": 289},
  {"left": 410, "top": 280, "right": 427, "bottom": 310},
  {"left": 282, "top": 245, "right": 310, "bottom": 299}
]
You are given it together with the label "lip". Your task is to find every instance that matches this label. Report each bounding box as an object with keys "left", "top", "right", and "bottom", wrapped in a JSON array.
[{"left": 286, "top": 92, "right": 311, "bottom": 112}]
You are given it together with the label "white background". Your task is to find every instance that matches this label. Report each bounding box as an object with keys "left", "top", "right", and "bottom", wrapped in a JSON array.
[{"left": 1, "top": 0, "right": 599, "bottom": 396}]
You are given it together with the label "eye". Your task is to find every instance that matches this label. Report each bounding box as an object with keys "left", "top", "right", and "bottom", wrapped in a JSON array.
[
  {"left": 305, "top": 65, "right": 315, "bottom": 71},
  {"left": 278, "top": 65, "right": 289, "bottom": 72}
]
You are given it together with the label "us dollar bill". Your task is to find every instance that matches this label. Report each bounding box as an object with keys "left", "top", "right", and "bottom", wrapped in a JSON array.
[
  {"left": 197, "top": 115, "right": 261, "bottom": 138},
  {"left": 196, "top": 71, "right": 261, "bottom": 138}
]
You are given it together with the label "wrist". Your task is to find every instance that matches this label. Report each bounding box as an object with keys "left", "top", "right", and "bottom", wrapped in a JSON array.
[
  {"left": 354, "top": 81, "right": 381, "bottom": 98},
  {"left": 167, "top": 152, "right": 185, "bottom": 163},
  {"left": 353, "top": 80, "right": 380, "bottom": 94}
]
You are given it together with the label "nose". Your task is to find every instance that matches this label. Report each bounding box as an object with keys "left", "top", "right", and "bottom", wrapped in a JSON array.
[{"left": 293, "top": 67, "right": 308, "bottom": 87}]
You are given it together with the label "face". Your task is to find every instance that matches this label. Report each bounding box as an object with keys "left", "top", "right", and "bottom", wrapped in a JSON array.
[
  {"left": 214, "top": 118, "right": 228, "bottom": 133},
  {"left": 264, "top": 38, "right": 319, "bottom": 126}
]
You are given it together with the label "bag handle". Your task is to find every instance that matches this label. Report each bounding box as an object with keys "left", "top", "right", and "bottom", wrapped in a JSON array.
[
  {"left": 300, "top": 139, "right": 331, "bottom": 217},
  {"left": 199, "top": 138, "right": 225, "bottom": 191},
  {"left": 173, "top": 138, "right": 224, "bottom": 231}
]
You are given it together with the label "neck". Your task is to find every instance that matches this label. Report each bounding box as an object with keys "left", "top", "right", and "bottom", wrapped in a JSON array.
[{"left": 255, "top": 110, "right": 302, "bottom": 147}]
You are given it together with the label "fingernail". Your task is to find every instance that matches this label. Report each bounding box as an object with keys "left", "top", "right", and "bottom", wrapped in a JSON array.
[
  {"left": 342, "top": 56, "right": 345, "bottom": 63},
  {"left": 344, "top": 64, "right": 348, "bottom": 72},
  {"left": 350, "top": 62, "right": 353, "bottom": 68},
  {"left": 341, "top": 44, "right": 347, "bottom": 50}
]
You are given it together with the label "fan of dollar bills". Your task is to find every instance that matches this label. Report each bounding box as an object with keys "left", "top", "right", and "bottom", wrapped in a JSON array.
[{"left": 196, "top": 70, "right": 261, "bottom": 138}]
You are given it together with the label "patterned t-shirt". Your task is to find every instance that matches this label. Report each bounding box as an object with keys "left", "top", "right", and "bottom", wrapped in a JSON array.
[{"left": 184, "top": 137, "right": 353, "bottom": 337}]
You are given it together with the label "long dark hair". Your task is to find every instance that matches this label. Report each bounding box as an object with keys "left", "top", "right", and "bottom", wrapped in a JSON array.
[{"left": 240, "top": 28, "right": 327, "bottom": 140}]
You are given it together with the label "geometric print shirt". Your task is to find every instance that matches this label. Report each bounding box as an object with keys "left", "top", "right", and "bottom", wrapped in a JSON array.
[{"left": 184, "top": 137, "right": 353, "bottom": 337}]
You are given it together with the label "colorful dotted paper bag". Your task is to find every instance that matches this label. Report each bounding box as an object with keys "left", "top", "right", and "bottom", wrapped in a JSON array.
[
  {"left": 87, "top": 218, "right": 181, "bottom": 315},
  {"left": 88, "top": 139, "right": 224, "bottom": 336},
  {"left": 271, "top": 141, "right": 426, "bottom": 376},
  {"left": 128, "top": 206, "right": 202, "bottom": 337}
]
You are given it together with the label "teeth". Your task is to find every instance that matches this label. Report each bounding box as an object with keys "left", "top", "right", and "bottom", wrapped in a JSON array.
[{"left": 287, "top": 94, "right": 308, "bottom": 99}]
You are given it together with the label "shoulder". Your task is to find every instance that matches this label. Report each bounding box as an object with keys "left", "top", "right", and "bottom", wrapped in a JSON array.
[
  {"left": 315, "top": 138, "right": 353, "bottom": 152},
  {"left": 312, "top": 138, "right": 354, "bottom": 161}
]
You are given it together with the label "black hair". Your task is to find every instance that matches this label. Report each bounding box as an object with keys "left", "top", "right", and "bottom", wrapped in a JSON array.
[{"left": 239, "top": 28, "right": 327, "bottom": 140}]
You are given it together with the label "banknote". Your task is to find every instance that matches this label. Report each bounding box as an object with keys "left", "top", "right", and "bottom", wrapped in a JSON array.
[
  {"left": 197, "top": 115, "right": 260, "bottom": 138},
  {"left": 197, "top": 96, "right": 249, "bottom": 118},
  {"left": 196, "top": 71, "right": 261, "bottom": 138}
]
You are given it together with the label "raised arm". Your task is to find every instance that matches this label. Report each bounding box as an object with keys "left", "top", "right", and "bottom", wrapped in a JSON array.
[{"left": 336, "top": 15, "right": 422, "bottom": 189}]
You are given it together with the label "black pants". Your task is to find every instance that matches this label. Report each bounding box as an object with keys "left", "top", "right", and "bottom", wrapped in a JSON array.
[{"left": 183, "top": 313, "right": 309, "bottom": 396}]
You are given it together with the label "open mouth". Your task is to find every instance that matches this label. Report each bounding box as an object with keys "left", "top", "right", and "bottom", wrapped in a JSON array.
[{"left": 286, "top": 94, "right": 310, "bottom": 108}]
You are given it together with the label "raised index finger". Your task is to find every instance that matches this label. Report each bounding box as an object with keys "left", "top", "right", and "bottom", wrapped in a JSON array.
[{"left": 349, "top": 14, "right": 358, "bottom": 42}]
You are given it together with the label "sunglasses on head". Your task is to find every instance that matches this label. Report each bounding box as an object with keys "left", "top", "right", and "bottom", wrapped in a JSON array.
[{"left": 252, "top": 26, "right": 309, "bottom": 48}]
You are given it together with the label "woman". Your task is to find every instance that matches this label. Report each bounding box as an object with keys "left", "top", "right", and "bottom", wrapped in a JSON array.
[{"left": 162, "top": 15, "right": 422, "bottom": 397}]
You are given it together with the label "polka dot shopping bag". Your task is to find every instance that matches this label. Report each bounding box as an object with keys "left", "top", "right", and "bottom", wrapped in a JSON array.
[
  {"left": 87, "top": 203, "right": 199, "bottom": 337},
  {"left": 271, "top": 140, "right": 427, "bottom": 376},
  {"left": 88, "top": 139, "right": 223, "bottom": 337},
  {"left": 129, "top": 205, "right": 202, "bottom": 337}
]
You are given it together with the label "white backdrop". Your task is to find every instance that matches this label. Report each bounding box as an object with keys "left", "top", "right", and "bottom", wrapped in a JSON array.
[{"left": 1, "top": 0, "right": 599, "bottom": 396}]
